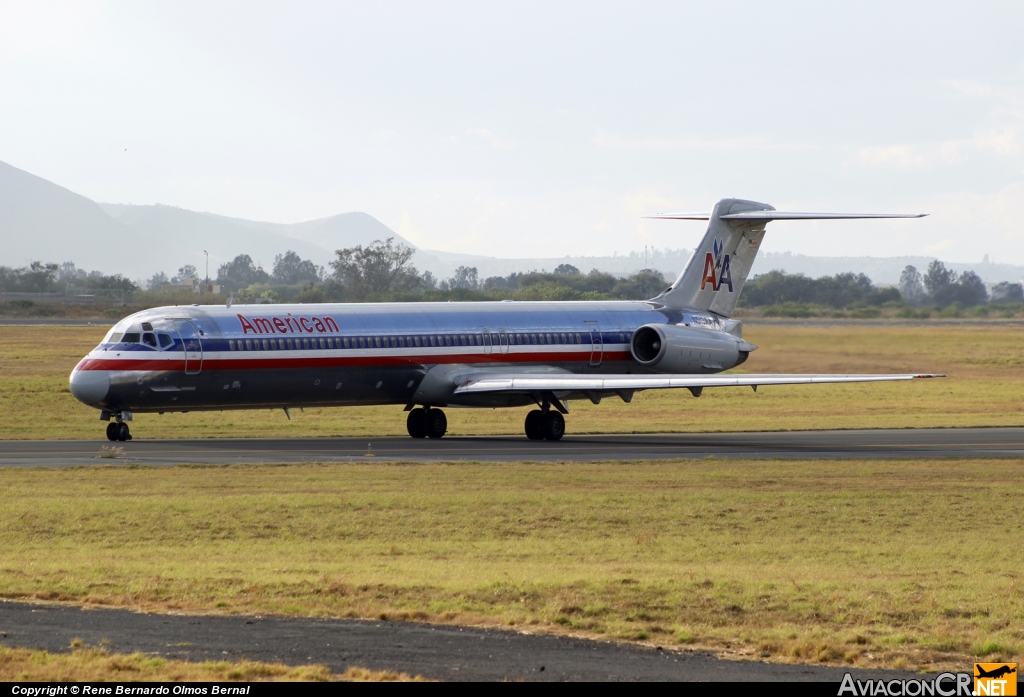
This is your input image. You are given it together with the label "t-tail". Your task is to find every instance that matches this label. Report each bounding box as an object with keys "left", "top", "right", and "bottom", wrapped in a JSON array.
[{"left": 646, "top": 198, "right": 927, "bottom": 317}]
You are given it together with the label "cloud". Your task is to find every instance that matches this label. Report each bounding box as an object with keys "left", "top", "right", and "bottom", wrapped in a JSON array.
[
  {"left": 592, "top": 130, "right": 808, "bottom": 151},
  {"left": 847, "top": 127, "right": 1021, "bottom": 169},
  {"left": 444, "top": 128, "right": 517, "bottom": 150}
]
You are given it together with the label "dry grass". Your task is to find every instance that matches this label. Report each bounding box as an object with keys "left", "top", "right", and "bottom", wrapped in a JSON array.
[
  {"left": 2, "top": 324, "right": 1024, "bottom": 439},
  {"left": 0, "top": 459, "right": 1021, "bottom": 671},
  {"left": 0, "top": 644, "right": 424, "bottom": 681}
]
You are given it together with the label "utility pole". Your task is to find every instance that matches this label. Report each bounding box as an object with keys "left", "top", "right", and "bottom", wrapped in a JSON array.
[{"left": 203, "top": 250, "right": 209, "bottom": 295}]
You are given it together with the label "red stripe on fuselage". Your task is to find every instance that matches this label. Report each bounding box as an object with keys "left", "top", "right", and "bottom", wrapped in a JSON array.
[{"left": 75, "top": 350, "right": 633, "bottom": 372}]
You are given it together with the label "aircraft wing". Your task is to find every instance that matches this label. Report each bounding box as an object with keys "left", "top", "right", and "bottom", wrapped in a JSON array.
[{"left": 454, "top": 372, "right": 943, "bottom": 395}]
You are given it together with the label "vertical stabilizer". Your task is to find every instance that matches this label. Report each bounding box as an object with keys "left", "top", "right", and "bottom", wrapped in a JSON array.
[{"left": 650, "top": 198, "right": 771, "bottom": 316}]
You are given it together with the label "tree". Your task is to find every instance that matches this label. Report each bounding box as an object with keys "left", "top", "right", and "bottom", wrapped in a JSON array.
[
  {"left": 956, "top": 271, "right": 988, "bottom": 307},
  {"left": 216, "top": 255, "right": 270, "bottom": 288},
  {"left": 420, "top": 270, "right": 438, "bottom": 290},
  {"left": 447, "top": 266, "right": 479, "bottom": 290},
  {"left": 146, "top": 272, "right": 169, "bottom": 290},
  {"left": 991, "top": 282, "right": 1024, "bottom": 303},
  {"left": 172, "top": 265, "right": 198, "bottom": 284},
  {"left": 899, "top": 265, "right": 926, "bottom": 304},
  {"left": 272, "top": 251, "right": 321, "bottom": 285},
  {"left": 554, "top": 263, "right": 580, "bottom": 276},
  {"left": 329, "top": 237, "right": 420, "bottom": 299},
  {"left": 923, "top": 261, "right": 955, "bottom": 296}
]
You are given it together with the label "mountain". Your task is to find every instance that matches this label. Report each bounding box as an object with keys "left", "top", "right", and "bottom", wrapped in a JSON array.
[
  {"left": 3, "top": 160, "right": 1022, "bottom": 287},
  {"left": 0, "top": 160, "right": 422, "bottom": 280},
  {"left": 0, "top": 160, "right": 141, "bottom": 273}
]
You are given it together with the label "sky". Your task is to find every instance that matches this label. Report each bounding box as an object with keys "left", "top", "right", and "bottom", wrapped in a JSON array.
[{"left": 2, "top": 0, "right": 1023, "bottom": 262}]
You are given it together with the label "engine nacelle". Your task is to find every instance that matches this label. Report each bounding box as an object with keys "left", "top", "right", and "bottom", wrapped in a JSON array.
[{"left": 630, "top": 323, "right": 751, "bottom": 373}]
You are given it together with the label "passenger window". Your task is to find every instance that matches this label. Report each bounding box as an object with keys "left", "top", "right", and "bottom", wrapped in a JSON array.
[
  {"left": 229, "top": 340, "right": 235, "bottom": 350},
  {"left": 122, "top": 332, "right": 141, "bottom": 343},
  {"left": 318, "top": 338, "right": 325, "bottom": 349},
  {"left": 414, "top": 336, "right": 421, "bottom": 347},
  {"left": 383, "top": 337, "right": 390, "bottom": 348},
  {"left": 142, "top": 333, "right": 157, "bottom": 347},
  {"left": 560, "top": 333, "right": 567, "bottom": 344},
  {"left": 576, "top": 333, "right": 583, "bottom": 343},
  {"left": 343, "top": 337, "right": 350, "bottom": 348},
  {"left": 445, "top": 335, "right": 451, "bottom": 347},
  {"left": 398, "top": 337, "right": 405, "bottom": 347},
  {"left": 460, "top": 335, "right": 467, "bottom": 346}
]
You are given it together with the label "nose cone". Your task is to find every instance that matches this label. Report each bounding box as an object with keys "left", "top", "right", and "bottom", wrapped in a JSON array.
[{"left": 70, "top": 369, "right": 110, "bottom": 406}]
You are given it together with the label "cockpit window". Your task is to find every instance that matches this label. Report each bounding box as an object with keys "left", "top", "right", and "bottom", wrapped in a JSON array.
[
  {"left": 122, "top": 332, "right": 141, "bottom": 343},
  {"left": 107, "top": 332, "right": 123, "bottom": 344},
  {"left": 142, "top": 333, "right": 157, "bottom": 347},
  {"left": 158, "top": 334, "right": 173, "bottom": 348}
]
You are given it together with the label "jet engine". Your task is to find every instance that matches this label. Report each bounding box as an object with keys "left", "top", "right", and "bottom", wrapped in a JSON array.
[{"left": 630, "top": 323, "right": 753, "bottom": 373}]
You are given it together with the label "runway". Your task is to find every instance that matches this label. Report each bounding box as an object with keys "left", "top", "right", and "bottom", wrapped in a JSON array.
[
  {"left": 0, "top": 600, "right": 917, "bottom": 682},
  {"left": 2, "top": 427, "right": 1023, "bottom": 467}
]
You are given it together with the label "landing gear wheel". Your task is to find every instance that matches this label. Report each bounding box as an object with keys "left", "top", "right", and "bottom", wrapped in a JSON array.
[
  {"left": 524, "top": 410, "right": 544, "bottom": 440},
  {"left": 116, "top": 423, "right": 131, "bottom": 442},
  {"left": 542, "top": 411, "right": 565, "bottom": 441},
  {"left": 406, "top": 408, "right": 428, "bottom": 438},
  {"left": 106, "top": 422, "right": 118, "bottom": 441},
  {"left": 425, "top": 409, "right": 447, "bottom": 439}
]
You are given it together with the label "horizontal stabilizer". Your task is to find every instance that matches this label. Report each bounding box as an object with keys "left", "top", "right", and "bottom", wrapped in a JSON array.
[
  {"left": 455, "top": 372, "right": 944, "bottom": 395},
  {"left": 644, "top": 211, "right": 927, "bottom": 221}
]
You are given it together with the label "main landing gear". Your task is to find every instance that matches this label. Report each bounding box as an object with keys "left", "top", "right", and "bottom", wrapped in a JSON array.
[
  {"left": 105, "top": 421, "right": 132, "bottom": 442},
  {"left": 524, "top": 409, "right": 565, "bottom": 441},
  {"left": 407, "top": 407, "right": 447, "bottom": 439}
]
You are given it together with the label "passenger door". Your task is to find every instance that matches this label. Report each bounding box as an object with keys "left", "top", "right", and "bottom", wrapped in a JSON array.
[{"left": 177, "top": 321, "right": 203, "bottom": 374}]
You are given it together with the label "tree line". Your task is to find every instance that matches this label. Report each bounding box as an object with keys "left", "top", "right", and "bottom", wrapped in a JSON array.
[
  {"left": 6, "top": 240, "right": 1024, "bottom": 310},
  {"left": 0, "top": 262, "right": 137, "bottom": 295},
  {"left": 206, "top": 239, "right": 671, "bottom": 303}
]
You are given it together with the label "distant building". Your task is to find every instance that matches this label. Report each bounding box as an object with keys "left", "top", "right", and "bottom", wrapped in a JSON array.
[{"left": 161, "top": 279, "right": 222, "bottom": 295}]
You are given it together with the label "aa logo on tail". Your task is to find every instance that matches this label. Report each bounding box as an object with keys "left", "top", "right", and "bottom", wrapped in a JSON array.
[{"left": 700, "top": 237, "right": 734, "bottom": 292}]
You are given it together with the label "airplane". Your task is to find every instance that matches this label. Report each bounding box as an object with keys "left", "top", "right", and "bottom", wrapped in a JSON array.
[{"left": 69, "top": 198, "right": 939, "bottom": 442}]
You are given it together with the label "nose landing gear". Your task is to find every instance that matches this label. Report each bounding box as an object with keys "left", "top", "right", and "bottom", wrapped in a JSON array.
[
  {"left": 407, "top": 407, "right": 447, "bottom": 439},
  {"left": 104, "top": 411, "right": 132, "bottom": 441},
  {"left": 105, "top": 421, "right": 132, "bottom": 442}
]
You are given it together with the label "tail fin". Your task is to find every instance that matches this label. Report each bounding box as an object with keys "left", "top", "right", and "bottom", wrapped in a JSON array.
[{"left": 646, "top": 198, "right": 927, "bottom": 316}]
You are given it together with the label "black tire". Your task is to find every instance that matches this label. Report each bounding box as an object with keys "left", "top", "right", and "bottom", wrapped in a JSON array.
[
  {"left": 106, "top": 422, "right": 118, "bottom": 441},
  {"left": 542, "top": 411, "right": 565, "bottom": 441},
  {"left": 116, "top": 423, "right": 131, "bottom": 442},
  {"left": 425, "top": 409, "right": 447, "bottom": 439},
  {"left": 406, "top": 408, "right": 428, "bottom": 438},
  {"left": 524, "top": 410, "right": 544, "bottom": 440}
]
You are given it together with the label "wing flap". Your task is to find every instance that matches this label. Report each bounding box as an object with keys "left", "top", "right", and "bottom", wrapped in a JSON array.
[{"left": 454, "top": 372, "right": 944, "bottom": 395}]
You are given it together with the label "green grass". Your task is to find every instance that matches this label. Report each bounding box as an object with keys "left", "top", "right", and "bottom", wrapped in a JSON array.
[
  {"left": 0, "top": 644, "right": 423, "bottom": 681},
  {"left": 0, "top": 459, "right": 1020, "bottom": 670},
  {"left": 3, "top": 324, "right": 1024, "bottom": 439}
]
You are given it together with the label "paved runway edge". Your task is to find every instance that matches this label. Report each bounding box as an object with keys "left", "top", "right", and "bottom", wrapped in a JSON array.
[
  {"left": 0, "top": 600, "right": 922, "bottom": 682},
  {"left": 2, "top": 427, "right": 1023, "bottom": 467}
]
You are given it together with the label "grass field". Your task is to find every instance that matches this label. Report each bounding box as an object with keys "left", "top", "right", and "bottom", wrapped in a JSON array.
[
  {"left": 2, "top": 323, "right": 1024, "bottom": 440},
  {"left": 0, "top": 645, "right": 422, "bottom": 681},
  {"left": 0, "top": 459, "right": 1020, "bottom": 670}
]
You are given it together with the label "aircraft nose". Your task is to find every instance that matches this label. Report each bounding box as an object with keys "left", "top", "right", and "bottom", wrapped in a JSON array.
[{"left": 69, "top": 368, "right": 110, "bottom": 406}]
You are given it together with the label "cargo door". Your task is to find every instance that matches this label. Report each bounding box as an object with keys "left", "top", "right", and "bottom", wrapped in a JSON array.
[{"left": 585, "top": 321, "right": 603, "bottom": 366}]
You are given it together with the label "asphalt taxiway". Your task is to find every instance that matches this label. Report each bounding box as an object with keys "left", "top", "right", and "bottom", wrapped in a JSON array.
[
  {"left": 1, "top": 427, "right": 1022, "bottom": 467},
  {"left": 0, "top": 600, "right": 920, "bottom": 682}
]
